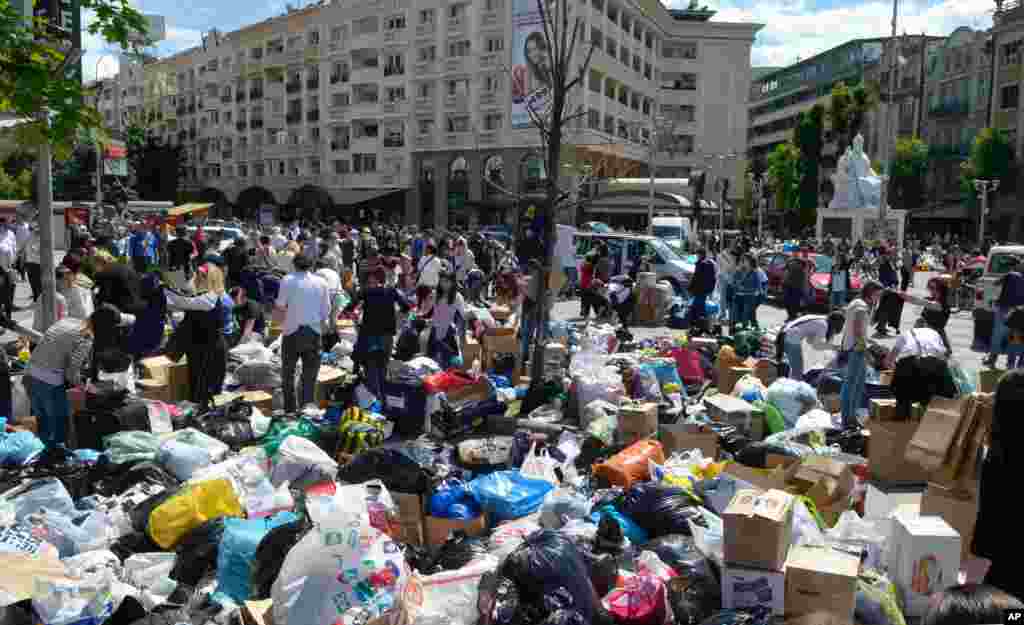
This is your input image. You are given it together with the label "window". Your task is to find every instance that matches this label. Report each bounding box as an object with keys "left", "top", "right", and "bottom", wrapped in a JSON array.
[
  {"left": 308, "top": 29, "right": 320, "bottom": 46},
  {"left": 587, "top": 108, "right": 600, "bottom": 129},
  {"left": 446, "top": 115, "right": 470, "bottom": 132},
  {"left": 386, "top": 14, "right": 406, "bottom": 30},
  {"left": 418, "top": 118, "right": 435, "bottom": 134},
  {"left": 384, "top": 54, "right": 406, "bottom": 76},
  {"left": 420, "top": 8, "right": 435, "bottom": 24},
  {"left": 330, "top": 26, "right": 344, "bottom": 42},
  {"left": 590, "top": 27, "right": 603, "bottom": 48},
  {"left": 448, "top": 40, "right": 470, "bottom": 57},
  {"left": 387, "top": 86, "right": 406, "bottom": 102},
  {"left": 483, "top": 74, "right": 502, "bottom": 92},
  {"left": 419, "top": 46, "right": 436, "bottom": 62},
  {"left": 417, "top": 82, "right": 433, "bottom": 98},
  {"left": 353, "top": 154, "right": 376, "bottom": 172},
  {"left": 486, "top": 38, "right": 504, "bottom": 53},
  {"left": 1002, "top": 40, "right": 1022, "bottom": 66},
  {"left": 332, "top": 93, "right": 350, "bottom": 107},
  {"left": 250, "top": 47, "right": 262, "bottom": 59},
  {"left": 354, "top": 16, "right": 379, "bottom": 36},
  {"left": 446, "top": 79, "right": 470, "bottom": 96},
  {"left": 310, "top": 158, "right": 321, "bottom": 175},
  {"left": 1001, "top": 84, "right": 1019, "bottom": 109},
  {"left": 287, "top": 35, "right": 301, "bottom": 50},
  {"left": 483, "top": 112, "right": 502, "bottom": 130},
  {"left": 239, "top": 164, "right": 248, "bottom": 177}
]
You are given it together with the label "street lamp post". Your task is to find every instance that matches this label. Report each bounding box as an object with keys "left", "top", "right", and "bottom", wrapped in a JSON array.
[
  {"left": 974, "top": 179, "right": 1000, "bottom": 248},
  {"left": 644, "top": 115, "right": 672, "bottom": 235},
  {"left": 748, "top": 172, "right": 765, "bottom": 241},
  {"left": 93, "top": 55, "right": 116, "bottom": 214}
]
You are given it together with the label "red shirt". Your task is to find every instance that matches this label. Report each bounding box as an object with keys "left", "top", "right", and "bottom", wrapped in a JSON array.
[{"left": 580, "top": 262, "right": 595, "bottom": 290}]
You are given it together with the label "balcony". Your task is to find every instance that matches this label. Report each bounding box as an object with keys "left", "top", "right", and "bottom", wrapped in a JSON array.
[
  {"left": 480, "top": 52, "right": 500, "bottom": 68},
  {"left": 307, "top": 109, "right": 320, "bottom": 122},
  {"left": 250, "top": 119, "right": 264, "bottom": 129},
  {"left": 329, "top": 104, "right": 350, "bottom": 120},
  {"left": 307, "top": 78, "right": 320, "bottom": 90},
  {"left": 381, "top": 100, "right": 407, "bottom": 114},
  {"left": 330, "top": 139, "right": 350, "bottom": 151},
  {"left": 236, "top": 121, "right": 247, "bottom": 132},
  {"left": 480, "top": 10, "right": 503, "bottom": 27},
  {"left": 383, "top": 65, "right": 405, "bottom": 77},
  {"left": 330, "top": 73, "right": 350, "bottom": 85},
  {"left": 478, "top": 130, "right": 499, "bottom": 144},
  {"left": 382, "top": 135, "right": 405, "bottom": 148},
  {"left": 249, "top": 89, "right": 263, "bottom": 99},
  {"left": 221, "top": 95, "right": 232, "bottom": 104},
  {"left": 286, "top": 112, "right": 303, "bottom": 124},
  {"left": 222, "top": 151, "right": 233, "bottom": 160},
  {"left": 416, "top": 23, "right": 436, "bottom": 37},
  {"left": 236, "top": 92, "right": 246, "bottom": 103},
  {"left": 445, "top": 57, "right": 467, "bottom": 72},
  {"left": 444, "top": 95, "right": 470, "bottom": 112},
  {"left": 383, "top": 29, "right": 406, "bottom": 43},
  {"left": 447, "top": 16, "right": 465, "bottom": 32},
  {"left": 286, "top": 82, "right": 302, "bottom": 94},
  {"left": 479, "top": 91, "right": 500, "bottom": 106},
  {"left": 929, "top": 97, "right": 970, "bottom": 117},
  {"left": 415, "top": 60, "right": 437, "bottom": 74},
  {"left": 444, "top": 132, "right": 472, "bottom": 147}
]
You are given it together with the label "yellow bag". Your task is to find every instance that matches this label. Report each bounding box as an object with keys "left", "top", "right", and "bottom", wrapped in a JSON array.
[{"left": 148, "top": 478, "right": 244, "bottom": 549}]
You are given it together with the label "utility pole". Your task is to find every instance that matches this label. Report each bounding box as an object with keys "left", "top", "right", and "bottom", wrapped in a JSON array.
[
  {"left": 916, "top": 32, "right": 927, "bottom": 137},
  {"left": 878, "top": 7, "right": 900, "bottom": 224},
  {"left": 974, "top": 179, "right": 999, "bottom": 248}
]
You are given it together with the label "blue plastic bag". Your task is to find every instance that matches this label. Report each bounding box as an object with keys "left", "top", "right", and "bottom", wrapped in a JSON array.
[
  {"left": 590, "top": 505, "right": 649, "bottom": 545},
  {"left": 469, "top": 470, "right": 554, "bottom": 522},
  {"left": 0, "top": 430, "right": 45, "bottom": 466},
  {"left": 11, "top": 478, "right": 74, "bottom": 523},
  {"left": 429, "top": 479, "right": 482, "bottom": 520},
  {"left": 213, "top": 511, "right": 298, "bottom": 604},
  {"left": 157, "top": 439, "right": 212, "bottom": 481}
]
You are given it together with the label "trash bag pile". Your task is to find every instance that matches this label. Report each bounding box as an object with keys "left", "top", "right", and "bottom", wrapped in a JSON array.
[{"left": 0, "top": 301, "right": 987, "bottom": 625}]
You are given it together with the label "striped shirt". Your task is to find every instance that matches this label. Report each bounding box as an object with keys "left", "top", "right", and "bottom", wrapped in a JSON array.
[{"left": 27, "top": 318, "right": 93, "bottom": 387}]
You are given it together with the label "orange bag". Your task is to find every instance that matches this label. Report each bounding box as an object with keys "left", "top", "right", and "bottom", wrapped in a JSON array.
[{"left": 593, "top": 439, "right": 666, "bottom": 488}]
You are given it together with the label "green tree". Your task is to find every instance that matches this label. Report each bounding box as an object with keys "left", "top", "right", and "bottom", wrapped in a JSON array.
[
  {"left": 960, "top": 127, "right": 1015, "bottom": 209},
  {"left": 768, "top": 141, "right": 801, "bottom": 219},
  {"left": 794, "top": 104, "right": 825, "bottom": 228},
  {"left": 128, "top": 134, "right": 185, "bottom": 202},
  {"left": 828, "top": 81, "right": 880, "bottom": 157},
  {"left": 0, "top": 167, "right": 31, "bottom": 199},
  {"left": 890, "top": 136, "right": 929, "bottom": 210}
]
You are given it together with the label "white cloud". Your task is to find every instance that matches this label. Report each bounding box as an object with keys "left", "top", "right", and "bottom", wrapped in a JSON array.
[
  {"left": 80, "top": 10, "right": 203, "bottom": 82},
  {"left": 698, "top": 0, "right": 994, "bottom": 67}
]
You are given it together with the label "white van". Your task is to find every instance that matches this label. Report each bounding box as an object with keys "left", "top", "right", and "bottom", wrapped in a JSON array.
[
  {"left": 573, "top": 231, "right": 694, "bottom": 293},
  {"left": 973, "top": 244, "right": 1024, "bottom": 351},
  {"left": 651, "top": 216, "right": 692, "bottom": 254}
]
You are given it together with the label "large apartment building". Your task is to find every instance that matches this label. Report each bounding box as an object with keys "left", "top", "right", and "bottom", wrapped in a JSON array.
[{"left": 86, "top": 0, "right": 760, "bottom": 227}]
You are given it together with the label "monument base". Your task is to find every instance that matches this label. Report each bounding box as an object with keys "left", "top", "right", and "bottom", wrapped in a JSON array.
[{"left": 816, "top": 207, "right": 906, "bottom": 250}]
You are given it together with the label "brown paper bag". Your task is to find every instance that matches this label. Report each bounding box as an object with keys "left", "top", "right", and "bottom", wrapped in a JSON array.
[{"left": 905, "top": 398, "right": 965, "bottom": 472}]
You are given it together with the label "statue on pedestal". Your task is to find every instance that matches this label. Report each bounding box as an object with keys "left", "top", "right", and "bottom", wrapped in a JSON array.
[{"left": 828, "top": 133, "right": 884, "bottom": 210}]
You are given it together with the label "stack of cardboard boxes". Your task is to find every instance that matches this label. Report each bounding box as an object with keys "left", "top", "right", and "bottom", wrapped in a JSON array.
[
  {"left": 721, "top": 488, "right": 862, "bottom": 623},
  {"left": 137, "top": 355, "right": 190, "bottom": 402},
  {"left": 867, "top": 398, "right": 931, "bottom": 485}
]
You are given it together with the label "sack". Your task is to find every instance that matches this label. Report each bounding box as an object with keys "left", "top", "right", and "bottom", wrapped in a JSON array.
[
  {"left": 261, "top": 418, "right": 320, "bottom": 457},
  {"left": 166, "top": 518, "right": 225, "bottom": 588},
  {"left": 147, "top": 478, "right": 244, "bottom": 549},
  {"left": 0, "top": 431, "right": 43, "bottom": 466},
  {"left": 400, "top": 555, "right": 500, "bottom": 625},
  {"left": 469, "top": 470, "right": 555, "bottom": 522},
  {"left": 498, "top": 530, "right": 601, "bottom": 623},
  {"left": 269, "top": 436, "right": 338, "bottom": 489},
  {"left": 214, "top": 512, "right": 298, "bottom": 604},
  {"left": 32, "top": 577, "right": 115, "bottom": 625},
  {"left": 429, "top": 479, "right": 482, "bottom": 520},
  {"left": 520, "top": 443, "right": 560, "bottom": 486},
  {"left": 423, "top": 369, "right": 477, "bottom": 394},
  {"left": 250, "top": 518, "right": 310, "bottom": 601},
  {"left": 104, "top": 431, "right": 161, "bottom": 465},
  {"left": 590, "top": 505, "right": 648, "bottom": 545},
  {"left": 337, "top": 418, "right": 386, "bottom": 455},
  {"left": 164, "top": 428, "right": 229, "bottom": 464},
  {"left": 948, "top": 359, "right": 975, "bottom": 396},
  {"left": 766, "top": 378, "right": 819, "bottom": 429},
  {"left": 337, "top": 447, "right": 430, "bottom": 494},
  {"left": 593, "top": 440, "right": 666, "bottom": 489},
  {"left": 157, "top": 440, "right": 212, "bottom": 482},
  {"left": 10, "top": 478, "right": 75, "bottom": 524},
  {"left": 539, "top": 489, "right": 591, "bottom": 529},
  {"left": 619, "top": 483, "right": 703, "bottom": 539},
  {"left": 602, "top": 552, "right": 676, "bottom": 625}
]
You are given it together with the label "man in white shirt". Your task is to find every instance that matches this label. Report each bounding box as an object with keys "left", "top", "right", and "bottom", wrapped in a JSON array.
[
  {"left": 417, "top": 243, "right": 441, "bottom": 291},
  {"left": 778, "top": 312, "right": 845, "bottom": 381},
  {"left": 0, "top": 221, "right": 17, "bottom": 321},
  {"left": 887, "top": 322, "right": 956, "bottom": 418},
  {"left": 885, "top": 325, "right": 948, "bottom": 369},
  {"left": 274, "top": 254, "right": 332, "bottom": 412}
]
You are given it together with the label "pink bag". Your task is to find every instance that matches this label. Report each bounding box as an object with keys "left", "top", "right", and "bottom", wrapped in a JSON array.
[{"left": 669, "top": 347, "right": 704, "bottom": 385}]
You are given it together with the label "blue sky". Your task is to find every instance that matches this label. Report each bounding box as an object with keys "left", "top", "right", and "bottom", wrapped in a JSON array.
[{"left": 81, "top": 0, "right": 996, "bottom": 80}]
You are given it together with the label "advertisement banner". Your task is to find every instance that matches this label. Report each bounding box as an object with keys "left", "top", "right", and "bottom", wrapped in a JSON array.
[{"left": 510, "top": 0, "right": 552, "bottom": 129}]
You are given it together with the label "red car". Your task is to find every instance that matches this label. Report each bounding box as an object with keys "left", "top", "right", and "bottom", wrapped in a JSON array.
[{"left": 757, "top": 251, "right": 863, "bottom": 307}]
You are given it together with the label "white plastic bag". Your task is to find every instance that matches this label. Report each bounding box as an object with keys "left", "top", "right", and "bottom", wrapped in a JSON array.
[
  {"left": 123, "top": 553, "right": 177, "bottom": 610},
  {"left": 157, "top": 439, "right": 212, "bottom": 481},
  {"left": 519, "top": 443, "right": 559, "bottom": 486},
  {"left": 402, "top": 555, "right": 500, "bottom": 625},
  {"left": 792, "top": 498, "right": 826, "bottom": 548},
  {"left": 32, "top": 576, "right": 116, "bottom": 625},
  {"left": 826, "top": 511, "right": 890, "bottom": 571},
  {"left": 269, "top": 436, "right": 338, "bottom": 488},
  {"left": 166, "top": 428, "right": 229, "bottom": 463},
  {"left": 488, "top": 519, "right": 542, "bottom": 561}
]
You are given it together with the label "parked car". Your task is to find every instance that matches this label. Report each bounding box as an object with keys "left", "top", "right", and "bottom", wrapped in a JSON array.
[
  {"left": 574, "top": 231, "right": 693, "bottom": 293},
  {"left": 757, "top": 251, "right": 863, "bottom": 307},
  {"left": 972, "top": 244, "right": 1024, "bottom": 351}
]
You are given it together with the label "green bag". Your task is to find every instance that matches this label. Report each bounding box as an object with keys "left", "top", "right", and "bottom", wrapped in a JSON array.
[
  {"left": 262, "top": 419, "right": 320, "bottom": 457},
  {"left": 104, "top": 431, "right": 161, "bottom": 465},
  {"left": 753, "top": 399, "right": 786, "bottom": 435}
]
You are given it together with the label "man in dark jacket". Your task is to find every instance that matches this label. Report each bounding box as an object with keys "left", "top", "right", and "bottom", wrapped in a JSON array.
[{"left": 685, "top": 248, "right": 716, "bottom": 332}]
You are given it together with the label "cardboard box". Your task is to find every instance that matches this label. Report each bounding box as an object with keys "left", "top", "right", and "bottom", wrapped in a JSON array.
[
  {"left": 705, "top": 394, "right": 757, "bottom": 437},
  {"left": 752, "top": 360, "right": 779, "bottom": 387},
  {"left": 139, "top": 355, "right": 181, "bottom": 383},
  {"left": 391, "top": 492, "right": 425, "bottom": 546},
  {"left": 931, "top": 393, "right": 992, "bottom": 490},
  {"left": 138, "top": 379, "right": 173, "bottom": 402},
  {"left": 867, "top": 419, "right": 931, "bottom": 484},
  {"left": 784, "top": 456, "right": 855, "bottom": 519},
  {"left": 483, "top": 331, "right": 518, "bottom": 357},
  {"left": 445, "top": 379, "right": 492, "bottom": 406},
  {"left": 920, "top": 484, "right": 978, "bottom": 560},
  {"left": 241, "top": 600, "right": 274, "bottom": 625},
  {"left": 215, "top": 390, "right": 273, "bottom": 414},
  {"left": 720, "top": 366, "right": 753, "bottom": 395},
  {"left": 723, "top": 489, "right": 794, "bottom": 571},
  {"left": 879, "top": 370, "right": 895, "bottom": 386},
  {"left": 906, "top": 398, "right": 965, "bottom": 472},
  {"left": 424, "top": 513, "right": 486, "bottom": 546},
  {"left": 660, "top": 422, "right": 718, "bottom": 459},
  {"left": 977, "top": 367, "right": 1006, "bottom": 394},
  {"left": 887, "top": 514, "right": 961, "bottom": 617},
  {"left": 870, "top": 398, "right": 899, "bottom": 421},
  {"left": 785, "top": 546, "right": 859, "bottom": 622},
  {"left": 315, "top": 366, "right": 346, "bottom": 404},
  {"left": 139, "top": 355, "right": 189, "bottom": 401},
  {"left": 720, "top": 565, "right": 785, "bottom": 616},
  {"left": 723, "top": 463, "right": 788, "bottom": 492},
  {"left": 618, "top": 402, "right": 659, "bottom": 444}
]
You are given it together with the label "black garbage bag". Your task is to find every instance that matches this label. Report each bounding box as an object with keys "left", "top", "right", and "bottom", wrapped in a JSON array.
[
  {"left": 95, "top": 461, "right": 179, "bottom": 498},
  {"left": 827, "top": 428, "right": 868, "bottom": 457},
  {"left": 594, "top": 513, "right": 625, "bottom": 554},
  {"left": 336, "top": 448, "right": 430, "bottom": 494},
  {"left": 400, "top": 542, "right": 432, "bottom": 574},
  {"left": 169, "top": 518, "right": 226, "bottom": 587},
  {"left": 716, "top": 430, "right": 751, "bottom": 460},
  {"left": 429, "top": 531, "right": 490, "bottom": 572},
  {"left": 577, "top": 544, "right": 618, "bottom": 597},
  {"left": 110, "top": 531, "right": 162, "bottom": 561},
  {"left": 642, "top": 535, "right": 721, "bottom": 622},
  {"left": 478, "top": 573, "right": 521, "bottom": 625},
  {"left": 538, "top": 610, "right": 588, "bottom": 625},
  {"left": 194, "top": 401, "right": 256, "bottom": 449},
  {"left": 499, "top": 530, "right": 601, "bottom": 624},
  {"left": 696, "top": 608, "right": 772, "bottom": 625},
  {"left": 126, "top": 606, "right": 202, "bottom": 625},
  {"left": 734, "top": 442, "right": 801, "bottom": 469},
  {"left": 619, "top": 484, "right": 702, "bottom": 538},
  {"left": 250, "top": 518, "right": 310, "bottom": 600},
  {"left": 106, "top": 596, "right": 148, "bottom": 625},
  {"left": 0, "top": 600, "right": 32, "bottom": 625}
]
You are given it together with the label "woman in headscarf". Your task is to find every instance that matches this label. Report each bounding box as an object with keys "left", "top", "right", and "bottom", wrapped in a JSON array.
[
  {"left": 983, "top": 270, "right": 1024, "bottom": 368},
  {"left": 164, "top": 263, "right": 235, "bottom": 406}
]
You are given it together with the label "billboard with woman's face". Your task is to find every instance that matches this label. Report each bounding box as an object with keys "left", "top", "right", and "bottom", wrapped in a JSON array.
[{"left": 510, "top": 0, "right": 552, "bottom": 128}]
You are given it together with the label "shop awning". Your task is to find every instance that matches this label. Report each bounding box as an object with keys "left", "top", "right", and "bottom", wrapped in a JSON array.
[
  {"left": 333, "top": 189, "right": 402, "bottom": 206},
  {"left": 166, "top": 202, "right": 212, "bottom": 225}
]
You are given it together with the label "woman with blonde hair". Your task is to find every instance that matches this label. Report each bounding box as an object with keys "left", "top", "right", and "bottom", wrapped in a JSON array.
[{"left": 165, "top": 262, "right": 237, "bottom": 406}]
